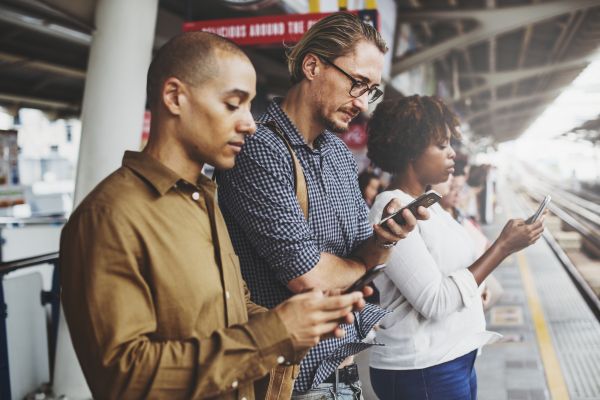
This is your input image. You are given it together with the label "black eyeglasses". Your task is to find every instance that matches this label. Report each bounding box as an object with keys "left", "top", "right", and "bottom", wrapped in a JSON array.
[{"left": 322, "top": 58, "right": 383, "bottom": 104}]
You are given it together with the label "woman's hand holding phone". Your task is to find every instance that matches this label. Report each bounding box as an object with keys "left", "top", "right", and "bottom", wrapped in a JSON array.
[
  {"left": 526, "top": 195, "right": 551, "bottom": 224},
  {"left": 496, "top": 217, "right": 545, "bottom": 255},
  {"left": 494, "top": 195, "right": 549, "bottom": 255}
]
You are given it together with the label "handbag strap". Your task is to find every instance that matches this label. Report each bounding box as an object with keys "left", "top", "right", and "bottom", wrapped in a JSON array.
[{"left": 259, "top": 120, "right": 309, "bottom": 220}]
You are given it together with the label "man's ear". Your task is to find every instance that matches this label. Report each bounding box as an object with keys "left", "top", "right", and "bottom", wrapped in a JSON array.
[
  {"left": 162, "top": 77, "right": 185, "bottom": 115},
  {"left": 301, "top": 53, "right": 321, "bottom": 82}
]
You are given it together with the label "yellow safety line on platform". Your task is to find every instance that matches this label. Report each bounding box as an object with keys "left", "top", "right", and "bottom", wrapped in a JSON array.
[{"left": 517, "top": 251, "right": 570, "bottom": 400}]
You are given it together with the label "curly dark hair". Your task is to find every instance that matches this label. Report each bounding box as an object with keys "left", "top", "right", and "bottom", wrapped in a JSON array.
[{"left": 367, "top": 95, "right": 461, "bottom": 174}]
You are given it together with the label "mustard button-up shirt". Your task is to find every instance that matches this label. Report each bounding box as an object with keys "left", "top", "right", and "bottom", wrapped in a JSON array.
[{"left": 60, "top": 151, "right": 296, "bottom": 399}]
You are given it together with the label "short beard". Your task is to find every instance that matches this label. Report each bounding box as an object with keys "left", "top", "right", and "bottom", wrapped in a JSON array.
[{"left": 318, "top": 109, "right": 350, "bottom": 134}]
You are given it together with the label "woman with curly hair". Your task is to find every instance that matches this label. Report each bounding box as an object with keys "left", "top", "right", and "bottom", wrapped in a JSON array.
[{"left": 366, "top": 95, "right": 545, "bottom": 400}]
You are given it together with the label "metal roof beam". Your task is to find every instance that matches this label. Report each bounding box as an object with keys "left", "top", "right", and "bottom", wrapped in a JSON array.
[
  {"left": 463, "top": 90, "right": 561, "bottom": 121},
  {"left": 471, "top": 114, "right": 533, "bottom": 131},
  {"left": 468, "top": 103, "right": 547, "bottom": 123},
  {"left": 0, "top": 51, "right": 86, "bottom": 79},
  {"left": 391, "top": 0, "right": 600, "bottom": 76},
  {"left": 0, "top": 92, "right": 79, "bottom": 110},
  {"left": 0, "top": 3, "right": 91, "bottom": 46},
  {"left": 458, "top": 55, "right": 593, "bottom": 99}
]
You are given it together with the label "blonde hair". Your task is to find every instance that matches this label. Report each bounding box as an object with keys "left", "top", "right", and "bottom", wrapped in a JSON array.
[{"left": 286, "top": 12, "right": 388, "bottom": 84}]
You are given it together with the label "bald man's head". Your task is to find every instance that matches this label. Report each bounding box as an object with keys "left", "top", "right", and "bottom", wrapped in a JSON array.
[{"left": 146, "top": 31, "right": 248, "bottom": 110}]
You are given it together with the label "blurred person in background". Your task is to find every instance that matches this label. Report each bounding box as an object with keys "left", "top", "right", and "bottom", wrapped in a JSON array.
[
  {"left": 365, "top": 94, "right": 545, "bottom": 400},
  {"left": 433, "top": 174, "right": 504, "bottom": 311},
  {"left": 358, "top": 169, "right": 383, "bottom": 208},
  {"left": 463, "top": 164, "right": 490, "bottom": 223}
]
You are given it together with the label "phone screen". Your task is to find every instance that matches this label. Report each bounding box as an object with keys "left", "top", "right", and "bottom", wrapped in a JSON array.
[
  {"left": 526, "top": 195, "right": 551, "bottom": 224},
  {"left": 343, "top": 264, "right": 386, "bottom": 294},
  {"left": 379, "top": 190, "right": 441, "bottom": 226}
]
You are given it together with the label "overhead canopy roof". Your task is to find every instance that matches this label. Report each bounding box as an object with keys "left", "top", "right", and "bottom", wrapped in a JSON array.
[
  {"left": 1, "top": 0, "right": 599, "bottom": 142},
  {"left": 392, "top": 0, "right": 600, "bottom": 142}
]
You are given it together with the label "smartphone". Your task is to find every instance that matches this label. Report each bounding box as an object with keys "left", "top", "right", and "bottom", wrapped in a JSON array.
[
  {"left": 343, "top": 264, "right": 387, "bottom": 294},
  {"left": 526, "top": 195, "right": 551, "bottom": 224},
  {"left": 379, "top": 190, "right": 442, "bottom": 226}
]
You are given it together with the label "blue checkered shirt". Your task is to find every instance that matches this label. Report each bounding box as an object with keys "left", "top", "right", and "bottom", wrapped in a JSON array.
[{"left": 217, "top": 99, "right": 388, "bottom": 392}]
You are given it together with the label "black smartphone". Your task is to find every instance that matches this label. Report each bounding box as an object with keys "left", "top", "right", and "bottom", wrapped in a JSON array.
[
  {"left": 379, "top": 190, "right": 442, "bottom": 226},
  {"left": 343, "top": 264, "right": 387, "bottom": 294},
  {"left": 526, "top": 195, "right": 551, "bottom": 224}
]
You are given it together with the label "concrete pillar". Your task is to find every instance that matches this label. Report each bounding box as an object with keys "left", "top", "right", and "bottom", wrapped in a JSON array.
[
  {"left": 73, "top": 0, "right": 159, "bottom": 205},
  {"left": 54, "top": 0, "right": 158, "bottom": 397},
  {"left": 378, "top": 0, "right": 397, "bottom": 83}
]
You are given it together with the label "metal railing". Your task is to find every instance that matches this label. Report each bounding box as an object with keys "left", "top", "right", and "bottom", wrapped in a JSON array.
[
  {"left": 0, "top": 252, "right": 60, "bottom": 400},
  {"left": 0, "top": 252, "right": 59, "bottom": 275},
  {"left": 0, "top": 215, "right": 67, "bottom": 227}
]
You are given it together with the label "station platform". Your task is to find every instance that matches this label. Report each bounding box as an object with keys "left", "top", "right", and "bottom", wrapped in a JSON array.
[
  {"left": 356, "top": 182, "right": 600, "bottom": 400},
  {"left": 476, "top": 184, "right": 600, "bottom": 400},
  {"left": 2, "top": 180, "right": 599, "bottom": 400}
]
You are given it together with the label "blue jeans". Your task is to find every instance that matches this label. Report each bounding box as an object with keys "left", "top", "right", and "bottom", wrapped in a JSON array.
[
  {"left": 292, "top": 381, "right": 364, "bottom": 400},
  {"left": 370, "top": 350, "right": 478, "bottom": 400}
]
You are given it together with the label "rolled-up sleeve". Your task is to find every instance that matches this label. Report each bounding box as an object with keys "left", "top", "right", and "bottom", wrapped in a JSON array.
[
  {"left": 448, "top": 269, "right": 480, "bottom": 308},
  {"left": 60, "top": 208, "right": 296, "bottom": 400},
  {"left": 350, "top": 155, "right": 374, "bottom": 245},
  {"left": 218, "top": 136, "right": 320, "bottom": 284},
  {"left": 369, "top": 194, "right": 479, "bottom": 320}
]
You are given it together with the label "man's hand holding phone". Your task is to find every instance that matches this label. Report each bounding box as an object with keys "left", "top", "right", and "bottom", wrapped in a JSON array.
[
  {"left": 342, "top": 264, "right": 386, "bottom": 294},
  {"left": 274, "top": 289, "right": 367, "bottom": 352}
]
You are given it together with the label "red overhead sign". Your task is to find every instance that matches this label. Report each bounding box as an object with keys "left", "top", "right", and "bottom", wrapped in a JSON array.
[{"left": 183, "top": 10, "right": 379, "bottom": 46}]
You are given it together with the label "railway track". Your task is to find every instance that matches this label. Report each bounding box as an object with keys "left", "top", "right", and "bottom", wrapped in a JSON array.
[{"left": 512, "top": 162, "right": 600, "bottom": 320}]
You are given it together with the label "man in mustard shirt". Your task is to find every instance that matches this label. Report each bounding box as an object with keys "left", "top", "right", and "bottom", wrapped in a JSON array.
[{"left": 59, "top": 32, "right": 366, "bottom": 400}]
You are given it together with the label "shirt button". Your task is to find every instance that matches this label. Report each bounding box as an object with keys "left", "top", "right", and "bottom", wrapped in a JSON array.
[
  {"left": 225, "top": 291, "right": 231, "bottom": 300},
  {"left": 232, "top": 380, "right": 238, "bottom": 389},
  {"left": 192, "top": 192, "right": 200, "bottom": 200},
  {"left": 277, "top": 356, "right": 285, "bottom": 364}
]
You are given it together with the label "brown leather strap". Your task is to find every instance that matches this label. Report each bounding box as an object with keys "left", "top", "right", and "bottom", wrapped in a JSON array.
[
  {"left": 256, "top": 120, "right": 306, "bottom": 398},
  {"left": 263, "top": 364, "right": 301, "bottom": 400},
  {"left": 260, "top": 120, "right": 309, "bottom": 220}
]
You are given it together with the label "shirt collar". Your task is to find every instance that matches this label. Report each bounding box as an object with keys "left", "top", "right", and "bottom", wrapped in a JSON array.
[
  {"left": 122, "top": 151, "right": 182, "bottom": 196},
  {"left": 124, "top": 151, "right": 217, "bottom": 196},
  {"left": 266, "top": 98, "right": 336, "bottom": 152}
]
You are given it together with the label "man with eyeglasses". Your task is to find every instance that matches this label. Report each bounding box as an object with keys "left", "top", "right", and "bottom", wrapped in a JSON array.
[{"left": 217, "top": 12, "right": 427, "bottom": 399}]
